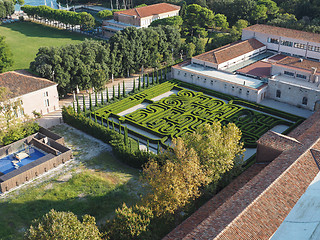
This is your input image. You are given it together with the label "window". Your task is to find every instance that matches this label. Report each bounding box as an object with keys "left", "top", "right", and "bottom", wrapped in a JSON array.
[
  {"left": 246, "top": 90, "right": 250, "bottom": 95},
  {"left": 294, "top": 43, "right": 306, "bottom": 49},
  {"left": 276, "top": 90, "right": 281, "bottom": 98},
  {"left": 239, "top": 88, "right": 242, "bottom": 94},
  {"left": 296, "top": 74, "right": 307, "bottom": 79},
  {"left": 284, "top": 71, "right": 294, "bottom": 77},
  {"left": 45, "top": 99, "right": 50, "bottom": 107},
  {"left": 314, "top": 46, "right": 320, "bottom": 52},
  {"left": 267, "top": 38, "right": 279, "bottom": 44},
  {"left": 210, "top": 80, "right": 213, "bottom": 85},
  {"left": 280, "top": 40, "right": 293, "bottom": 47},
  {"left": 232, "top": 86, "right": 234, "bottom": 91},
  {"left": 302, "top": 97, "right": 308, "bottom": 105}
]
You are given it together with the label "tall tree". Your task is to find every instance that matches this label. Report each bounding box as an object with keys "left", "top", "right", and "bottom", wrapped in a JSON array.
[{"left": 0, "top": 35, "right": 13, "bottom": 73}]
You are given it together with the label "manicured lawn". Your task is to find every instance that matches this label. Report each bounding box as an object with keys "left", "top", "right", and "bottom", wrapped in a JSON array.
[
  {"left": 0, "top": 21, "right": 88, "bottom": 71},
  {"left": 0, "top": 124, "right": 142, "bottom": 240}
]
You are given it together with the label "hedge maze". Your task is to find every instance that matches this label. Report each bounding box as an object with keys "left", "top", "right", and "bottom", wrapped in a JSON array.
[{"left": 93, "top": 81, "right": 301, "bottom": 148}]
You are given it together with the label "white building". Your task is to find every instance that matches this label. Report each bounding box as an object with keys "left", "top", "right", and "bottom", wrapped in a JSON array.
[
  {"left": 102, "top": 3, "right": 180, "bottom": 38},
  {"left": 172, "top": 24, "right": 320, "bottom": 110},
  {"left": 0, "top": 71, "right": 59, "bottom": 117}
]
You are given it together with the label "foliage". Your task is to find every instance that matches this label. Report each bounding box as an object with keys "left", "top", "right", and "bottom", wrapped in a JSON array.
[
  {"left": 25, "top": 209, "right": 101, "bottom": 240},
  {"left": 142, "top": 138, "right": 208, "bottom": 217},
  {"left": 104, "top": 203, "right": 153, "bottom": 240},
  {"left": 0, "top": 35, "right": 13, "bottom": 73},
  {"left": 97, "top": 9, "right": 112, "bottom": 19},
  {"left": 31, "top": 25, "right": 180, "bottom": 94},
  {"left": 149, "top": 16, "right": 183, "bottom": 28},
  {"left": 0, "top": 0, "right": 14, "bottom": 18},
  {"left": 22, "top": 5, "right": 95, "bottom": 30},
  {"left": 182, "top": 122, "right": 244, "bottom": 184}
]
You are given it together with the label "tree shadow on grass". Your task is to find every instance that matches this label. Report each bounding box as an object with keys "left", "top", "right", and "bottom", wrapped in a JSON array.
[
  {"left": 1, "top": 21, "right": 88, "bottom": 40},
  {"left": 0, "top": 178, "right": 140, "bottom": 240}
]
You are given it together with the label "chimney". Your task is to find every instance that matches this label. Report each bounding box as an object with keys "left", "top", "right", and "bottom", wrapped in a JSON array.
[
  {"left": 310, "top": 67, "right": 318, "bottom": 83},
  {"left": 299, "top": 58, "right": 303, "bottom": 62}
]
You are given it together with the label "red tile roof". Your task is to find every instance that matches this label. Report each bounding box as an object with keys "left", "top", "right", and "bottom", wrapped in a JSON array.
[
  {"left": 115, "top": 3, "right": 180, "bottom": 18},
  {"left": 272, "top": 55, "right": 320, "bottom": 74},
  {"left": 244, "top": 24, "right": 320, "bottom": 43},
  {"left": 193, "top": 38, "right": 265, "bottom": 65},
  {"left": 237, "top": 61, "right": 272, "bottom": 78},
  {"left": 0, "top": 71, "right": 56, "bottom": 99},
  {"left": 165, "top": 110, "right": 320, "bottom": 240}
]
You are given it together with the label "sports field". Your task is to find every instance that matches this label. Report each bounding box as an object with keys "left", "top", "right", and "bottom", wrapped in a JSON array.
[{"left": 0, "top": 21, "right": 88, "bottom": 70}]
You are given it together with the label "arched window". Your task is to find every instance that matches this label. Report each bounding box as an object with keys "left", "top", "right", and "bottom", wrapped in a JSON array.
[
  {"left": 302, "top": 97, "right": 308, "bottom": 105},
  {"left": 276, "top": 90, "right": 281, "bottom": 98}
]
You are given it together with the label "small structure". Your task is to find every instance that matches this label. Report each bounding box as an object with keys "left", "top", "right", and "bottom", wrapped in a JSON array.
[
  {"left": 0, "top": 71, "right": 59, "bottom": 117},
  {"left": 102, "top": 3, "right": 180, "bottom": 38},
  {"left": 0, "top": 127, "right": 72, "bottom": 193}
]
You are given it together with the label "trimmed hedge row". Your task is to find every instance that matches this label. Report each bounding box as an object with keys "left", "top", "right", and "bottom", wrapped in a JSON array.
[{"left": 62, "top": 106, "right": 153, "bottom": 168}]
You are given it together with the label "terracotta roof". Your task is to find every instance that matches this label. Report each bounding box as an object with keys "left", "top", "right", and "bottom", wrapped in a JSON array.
[
  {"left": 244, "top": 24, "right": 320, "bottom": 43},
  {"left": 273, "top": 55, "right": 320, "bottom": 74},
  {"left": 0, "top": 71, "right": 56, "bottom": 99},
  {"left": 115, "top": 3, "right": 180, "bottom": 18},
  {"left": 193, "top": 38, "right": 265, "bottom": 65},
  {"left": 165, "top": 110, "right": 320, "bottom": 240}
]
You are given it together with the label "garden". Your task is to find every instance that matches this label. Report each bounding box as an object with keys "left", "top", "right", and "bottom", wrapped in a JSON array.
[{"left": 92, "top": 79, "right": 303, "bottom": 151}]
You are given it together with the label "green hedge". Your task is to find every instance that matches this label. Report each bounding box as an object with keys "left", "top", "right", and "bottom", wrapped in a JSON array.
[{"left": 62, "top": 106, "right": 154, "bottom": 168}]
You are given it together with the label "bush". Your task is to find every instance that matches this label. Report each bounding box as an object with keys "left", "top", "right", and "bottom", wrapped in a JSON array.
[{"left": 62, "top": 106, "right": 154, "bottom": 168}]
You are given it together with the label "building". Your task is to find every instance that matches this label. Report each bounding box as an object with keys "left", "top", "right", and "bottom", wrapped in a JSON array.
[
  {"left": 164, "top": 110, "right": 320, "bottom": 240},
  {"left": 0, "top": 71, "right": 59, "bottom": 118},
  {"left": 172, "top": 24, "right": 320, "bottom": 110},
  {"left": 102, "top": 3, "right": 180, "bottom": 38},
  {"left": 0, "top": 127, "right": 72, "bottom": 193}
]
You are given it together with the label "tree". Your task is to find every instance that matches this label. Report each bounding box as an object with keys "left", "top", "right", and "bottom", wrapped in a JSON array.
[
  {"left": 186, "top": 42, "right": 196, "bottom": 58},
  {"left": 142, "top": 138, "right": 208, "bottom": 217},
  {"left": 25, "top": 209, "right": 101, "bottom": 240},
  {"left": 0, "top": 35, "right": 13, "bottom": 73},
  {"left": 104, "top": 203, "right": 153, "bottom": 240},
  {"left": 97, "top": 9, "right": 112, "bottom": 19},
  {"left": 182, "top": 122, "right": 244, "bottom": 184},
  {"left": 213, "top": 13, "right": 229, "bottom": 30},
  {"left": 251, "top": 4, "right": 268, "bottom": 23},
  {"left": 149, "top": 16, "right": 183, "bottom": 28}
]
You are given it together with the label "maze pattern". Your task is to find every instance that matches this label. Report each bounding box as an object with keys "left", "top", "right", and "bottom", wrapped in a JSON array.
[
  {"left": 94, "top": 83, "right": 292, "bottom": 148},
  {"left": 124, "top": 89, "right": 290, "bottom": 147}
]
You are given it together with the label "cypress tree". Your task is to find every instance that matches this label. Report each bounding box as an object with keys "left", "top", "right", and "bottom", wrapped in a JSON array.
[
  {"left": 72, "top": 101, "right": 76, "bottom": 113},
  {"left": 137, "top": 139, "right": 140, "bottom": 151},
  {"left": 160, "top": 69, "right": 163, "bottom": 82},
  {"left": 113, "top": 85, "right": 115, "bottom": 99},
  {"left": 94, "top": 112, "right": 97, "bottom": 123},
  {"left": 89, "top": 112, "right": 92, "bottom": 119},
  {"left": 147, "top": 140, "right": 149, "bottom": 152},
  {"left": 157, "top": 141, "right": 160, "bottom": 154},
  {"left": 142, "top": 75, "right": 145, "bottom": 89},
  {"left": 138, "top": 76, "right": 141, "bottom": 90},
  {"left": 129, "top": 139, "right": 132, "bottom": 153},
  {"left": 107, "top": 118, "right": 110, "bottom": 129},
  {"left": 101, "top": 116, "right": 104, "bottom": 126},
  {"left": 133, "top": 79, "right": 136, "bottom": 93},
  {"left": 89, "top": 92, "right": 92, "bottom": 111},
  {"left": 152, "top": 71, "right": 155, "bottom": 85},
  {"left": 82, "top": 94, "right": 86, "bottom": 113},
  {"left": 76, "top": 95, "right": 81, "bottom": 114},
  {"left": 123, "top": 81, "right": 125, "bottom": 97},
  {"left": 101, "top": 91, "right": 104, "bottom": 105},
  {"left": 118, "top": 83, "right": 121, "bottom": 99},
  {"left": 156, "top": 70, "right": 159, "bottom": 83},
  {"left": 146, "top": 74, "right": 149, "bottom": 88},
  {"left": 124, "top": 126, "right": 128, "bottom": 145},
  {"left": 165, "top": 66, "right": 168, "bottom": 80},
  {"left": 119, "top": 122, "right": 121, "bottom": 134},
  {"left": 95, "top": 91, "right": 98, "bottom": 106},
  {"left": 106, "top": 88, "right": 109, "bottom": 102},
  {"left": 112, "top": 119, "right": 115, "bottom": 131}
]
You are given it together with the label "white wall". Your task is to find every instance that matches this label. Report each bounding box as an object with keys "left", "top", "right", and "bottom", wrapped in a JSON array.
[
  {"left": 268, "top": 78, "right": 320, "bottom": 110},
  {"left": 17, "top": 84, "right": 59, "bottom": 118},
  {"left": 140, "top": 10, "right": 180, "bottom": 28},
  {"left": 242, "top": 30, "right": 320, "bottom": 61},
  {"left": 172, "top": 66, "right": 267, "bottom": 103}
]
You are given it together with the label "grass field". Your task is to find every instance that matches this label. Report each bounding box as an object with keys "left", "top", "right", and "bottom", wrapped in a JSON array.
[
  {"left": 0, "top": 21, "right": 88, "bottom": 71},
  {"left": 0, "top": 124, "right": 142, "bottom": 240}
]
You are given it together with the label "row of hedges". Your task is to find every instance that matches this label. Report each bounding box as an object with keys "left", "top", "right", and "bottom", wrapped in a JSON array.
[{"left": 62, "top": 106, "right": 154, "bottom": 168}]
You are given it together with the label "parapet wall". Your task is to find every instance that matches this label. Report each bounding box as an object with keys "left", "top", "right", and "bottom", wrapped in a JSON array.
[{"left": 0, "top": 128, "right": 72, "bottom": 193}]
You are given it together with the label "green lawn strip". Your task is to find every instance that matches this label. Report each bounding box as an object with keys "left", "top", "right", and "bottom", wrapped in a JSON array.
[
  {"left": 0, "top": 21, "right": 87, "bottom": 70},
  {"left": 0, "top": 125, "right": 142, "bottom": 240}
]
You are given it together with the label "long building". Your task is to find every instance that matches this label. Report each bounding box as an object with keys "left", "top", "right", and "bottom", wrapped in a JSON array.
[
  {"left": 102, "top": 3, "right": 180, "bottom": 38},
  {"left": 172, "top": 24, "right": 320, "bottom": 110}
]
